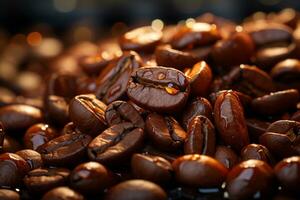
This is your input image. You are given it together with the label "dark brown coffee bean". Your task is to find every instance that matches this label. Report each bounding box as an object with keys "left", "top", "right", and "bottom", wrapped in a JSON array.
[
  {"left": 274, "top": 156, "right": 300, "bottom": 193},
  {"left": 44, "top": 95, "right": 69, "bottom": 126},
  {"left": 24, "top": 168, "right": 70, "bottom": 195},
  {"left": 241, "top": 144, "right": 274, "bottom": 165},
  {"left": 0, "top": 189, "right": 20, "bottom": 200},
  {"left": 142, "top": 145, "right": 179, "bottom": 162},
  {"left": 252, "top": 89, "right": 299, "bottom": 116},
  {"left": 184, "top": 115, "right": 216, "bottom": 156},
  {"left": 16, "top": 149, "right": 43, "bottom": 170},
  {"left": 2, "top": 136, "right": 22, "bottom": 153},
  {"left": 39, "top": 132, "right": 92, "bottom": 166},
  {"left": 214, "top": 90, "right": 249, "bottom": 152},
  {"left": 70, "top": 162, "right": 115, "bottom": 194},
  {"left": 120, "top": 26, "right": 162, "bottom": 52},
  {"left": 182, "top": 97, "right": 213, "bottom": 130},
  {"left": 226, "top": 159, "right": 274, "bottom": 200},
  {"left": 69, "top": 94, "right": 107, "bottom": 136},
  {"left": 170, "top": 22, "right": 221, "bottom": 49},
  {"left": 259, "top": 120, "right": 300, "bottom": 158},
  {"left": 61, "top": 122, "right": 78, "bottom": 135},
  {"left": 88, "top": 122, "right": 144, "bottom": 165},
  {"left": 210, "top": 90, "right": 252, "bottom": 109},
  {"left": 127, "top": 66, "right": 190, "bottom": 113},
  {"left": 131, "top": 153, "right": 172, "bottom": 183},
  {"left": 184, "top": 61, "right": 212, "bottom": 96},
  {"left": 0, "top": 105, "right": 42, "bottom": 131},
  {"left": 96, "top": 51, "right": 141, "bottom": 104},
  {"left": 214, "top": 146, "right": 239, "bottom": 169},
  {"left": 271, "top": 59, "right": 300, "bottom": 83},
  {"left": 105, "top": 179, "right": 167, "bottom": 200},
  {"left": 246, "top": 118, "right": 271, "bottom": 142},
  {"left": 105, "top": 101, "right": 144, "bottom": 128},
  {"left": 78, "top": 54, "right": 110, "bottom": 76},
  {"left": 172, "top": 154, "right": 228, "bottom": 187},
  {"left": 41, "top": 187, "right": 84, "bottom": 200},
  {"left": 145, "top": 113, "right": 187, "bottom": 151}
]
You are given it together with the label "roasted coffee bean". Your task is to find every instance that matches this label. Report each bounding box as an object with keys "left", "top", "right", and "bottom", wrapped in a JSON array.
[
  {"left": 0, "top": 105, "right": 42, "bottom": 131},
  {"left": 155, "top": 45, "right": 199, "bottom": 69},
  {"left": 172, "top": 154, "right": 228, "bottom": 187},
  {"left": 170, "top": 22, "right": 221, "bottom": 49},
  {"left": 145, "top": 113, "right": 187, "bottom": 151},
  {"left": 41, "top": 187, "right": 84, "bottom": 200},
  {"left": 88, "top": 122, "right": 144, "bottom": 165},
  {"left": 2, "top": 136, "right": 22, "bottom": 153},
  {"left": 120, "top": 26, "right": 162, "bottom": 52},
  {"left": 44, "top": 95, "right": 69, "bottom": 126},
  {"left": 0, "top": 122, "right": 4, "bottom": 153},
  {"left": 271, "top": 59, "right": 300, "bottom": 83},
  {"left": 225, "top": 159, "right": 274, "bottom": 200},
  {"left": 260, "top": 120, "right": 300, "bottom": 158},
  {"left": 184, "top": 61, "right": 212, "bottom": 96},
  {"left": 211, "top": 32, "right": 254, "bottom": 67},
  {"left": 184, "top": 115, "right": 216, "bottom": 156},
  {"left": 246, "top": 118, "right": 271, "bottom": 142},
  {"left": 24, "top": 123, "right": 58, "bottom": 151},
  {"left": 241, "top": 144, "right": 274, "bottom": 165},
  {"left": 39, "top": 132, "right": 92, "bottom": 166},
  {"left": 0, "top": 153, "right": 30, "bottom": 187},
  {"left": 0, "top": 189, "right": 20, "bottom": 200},
  {"left": 142, "top": 145, "right": 179, "bottom": 162},
  {"left": 182, "top": 97, "right": 213, "bottom": 130},
  {"left": 252, "top": 89, "right": 299, "bottom": 116},
  {"left": 105, "top": 101, "right": 144, "bottom": 128},
  {"left": 70, "top": 162, "right": 115, "bottom": 194},
  {"left": 16, "top": 149, "right": 43, "bottom": 170},
  {"left": 69, "top": 94, "right": 107, "bottom": 136},
  {"left": 24, "top": 168, "right": 70, "bottom": 195},
  {"left": 131, "top": 153, "right": 172, "bottom": 183},
  {"left": 210, "top": 90, "right": 252, "bottom": 109},
  {"left": 224, "top": 65, "right": 275, "bottom": 97},
  {"left": 96, "top": 51, "right": 141, "bottom": 104},
  {"left": 274, "top": 156, "right": 300, "bottom": 193},
  {"left": 78, "top": 54, "right": 110, "bottom": 76},
  {"left": 127, "top": 66, "right": 190, "bottom": 113},
  {"left": 105, "top": 179, "right": 167, "bottom": 200},
  {"left": 214, "top": 146, "right": 239, "bottom": 169},
  {"left": 61, "top": 122, "right": 78, "bottom": 135},
  {"left": 214, "top": 90, "right": 249, "bottom": 152}
]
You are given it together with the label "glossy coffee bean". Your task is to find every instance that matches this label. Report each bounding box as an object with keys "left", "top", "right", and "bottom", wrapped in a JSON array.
[
  {"left": 45, "top": 74, "right": 77, "bottom": 99},
  {"left": 252, "top": 89, "right": 299, "bottom": 116},
  {"left": 241, "top": 144, "right": 274, "bottom": 164},
  {"left": 127, "top": 66, "right": 190, "bottom": 113},
  {"left": 0, "top": 189, "right": 20, "bottom": 200},
  {"left": 44, "top": 95, "right": 69, "bottom": 126},
  {"left": 274, "top": 156, "right": 300, "bottom": 193},
  {"left": 78, "top": 54, "right": 110, "bottom": 76},
  {"left": 61, "top": 122, "right": 78, "bottom": 135},
  {"left": 69, "top": 94, "right": 107, "bottom": 136},
  {"left": 214, "top": 90, "right": 249, "bottom": 152},
  {"left": 96, "top": 51, "right": 141, "bottom": 104},
  {"left": 182, "top": 97, "right": 213, "bottom": 130},
  {"left": 226, "top": 160, "right": 274, "bottom": 200},
  {"left": 70, "top": 162, "right": 115, "bottom": 194},
  {"left": 131, "top": 153, "right": 172, "bottom": 183},
  {"left": 105, "top": 179, "right": 167, "bottom": 200},
  {"left": 24, "top": 168, "right": 70, "bottom": 195},
  {"left": 271, "top": 59, "right": 300, "bottom": 83},
  {"left": 39, "top": 132, "right": 92, "bottom": 166},
  {"left": 214, "top": 146, "right": 239, "bottom": 169},
  {"left": 41, "top": 187, "right": 84, "bottom": 200},
  {"left": 184, "top": 115, "right": 216, "bottom": 156},
  {"left": 142, "top": 145, "right": 179, "bottom": 162},
  {"left": 105, "top": 100, "right": 144, "bottom": 128},
  {"left": 146, "top": 113, "right": 187, "bottom": 151},
  {"left": 0, "top": 105, "right": 42, "bottom": 131},
  {"left": 184, "top": 61, "right": 212, "bottom": 96},
  {"left": 15, "top": 149, "right": 43, "bottom": 170},
  {"left": 246, "top": 118, "right": 271, "bottom": 142},
  {"left": 260, "top": 120, "right": 300, "bottom": 158},
  {"left": 0, "top": 153, "right": 30, "bottom": 187},
  {"left": 88, "top": 122, "right": 144, "bottom": 165},
  {"left": 2, "top": 136, "right": 22, "bottom": 153},
  {"left": 172, "top": 154, "right": 228, "bottom": 187},
  {"left": 120, "top": 26, "right": 162, "bottom": 52},
  {"left": 24, "top": 123, "right": 58, "bottom": 151}
]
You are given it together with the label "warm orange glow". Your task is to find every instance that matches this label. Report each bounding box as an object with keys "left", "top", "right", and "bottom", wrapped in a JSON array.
[{"left": 27, "top": 32, "right": 42, "bottom": 46}]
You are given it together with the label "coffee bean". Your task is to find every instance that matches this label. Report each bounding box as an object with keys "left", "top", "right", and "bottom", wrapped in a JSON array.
[
  {"left": 145, "top": 113, "right": 187, "bottom": 151},
  {"left": 41, "top": 187, "right": 84, "bottom": 200},
  {"left": 15, "top": 149, "right": 43, "bottom": 170},
  {"left": 105, "top": 100, "right": 144, "bottom": 128},
  {"left": 39, "top": 132, "right": 92, "bottom": 166},
  {"left": 44, "top": 95, "right": 69, "bottom": 127},
  {"left": 214, "top": 90, "right": 249, "bottom": 152},
  {"left": 61, "top": 122, "right": 78, "bottom": 135},
  {"left": 127, "top": 66, "right": 190, "bottom": 113},
  {"left": 105, "top": 179, "right": 167, "bottom": 200},
  {"left": 241, "top": 144, "right": 274, "bottom": 165},
  {"left": 2, "top": 136, "right": 22, "bottom": 153},
  {"left": 88, "top": 122, "right": 144, "bottom": 165},
  {"left": 271, "top": 59, "right": 300, "bottom": 83},
  {"left": 184, "top": 115, "right": 216, "bottom": 156},
  {"left": 291, "top": 110, "right": 300, "bottom": 121},
  {"left": 78, "top": 54, "right": 110, "bottom": 76},
  {"left": 131, "top": 153, "right": 172, "bottom": 183},
  {"left": 246, "top": 118, "right": 271, "bottom": 142},
  {"left": 0, "top": 189, "right": 20, "bottom": 200},
  {"left": 69, "top": 94, "right": 107, "bottom": 136},
  {"left": 214, "top": 146, "right": 239, "bottom": 169},
  {"left": 142, "top": 145, "right": 179, "bottom": 162},
  {"left": 172, "top": 154, "right": 228, "bottom": 187}
]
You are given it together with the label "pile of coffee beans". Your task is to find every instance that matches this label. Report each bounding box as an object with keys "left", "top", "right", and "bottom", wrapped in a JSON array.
[{"left": 1, "top": 8, "right": 300, "bottom": 200}]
